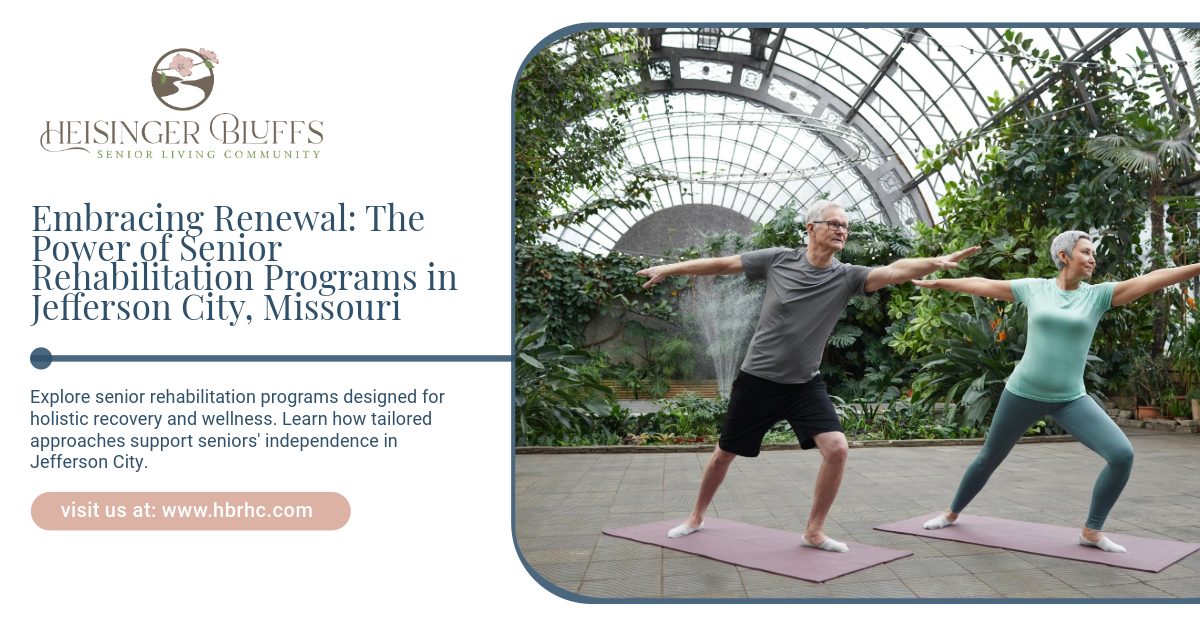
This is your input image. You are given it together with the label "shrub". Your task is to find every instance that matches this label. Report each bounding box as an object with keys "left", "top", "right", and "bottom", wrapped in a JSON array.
[
  {"left": 1128, "top": 354, "right": 1174, "bottom": 410},
  {"left": 832, "top": 396, "right": 968, "bottom": 441},
  {"left": 515, "top": 315, "right": 614, "bottom": 446}
]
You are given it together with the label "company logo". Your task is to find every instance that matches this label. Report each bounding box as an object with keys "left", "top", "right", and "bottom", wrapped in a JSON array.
[
  {"left": 41, "top": 46, "right": 325, "bottom": 160},
  {"left": 152, "top": 48, "right": 219, "bottom": 111}
]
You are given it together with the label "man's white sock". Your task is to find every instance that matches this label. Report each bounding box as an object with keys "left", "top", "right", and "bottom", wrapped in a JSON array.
[
  {"left": 923, "top": 514, "right": 958, "bottom": 530},
  {"left": 667, "top": 522, "right": 703, "bottom": 539},
  {"left": 1079, "top": 534, "right": 1126, "bottom": 553},
  {"left": 801, "top": 536, "right": 849, "bottom": 553}
]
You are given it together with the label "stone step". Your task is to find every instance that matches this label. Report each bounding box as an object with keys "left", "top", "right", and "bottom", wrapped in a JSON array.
[{"left": 1113, "top": 416, "right": 1199, "bottom": 433}]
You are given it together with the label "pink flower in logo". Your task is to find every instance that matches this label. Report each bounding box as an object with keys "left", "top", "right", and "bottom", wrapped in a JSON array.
[
  {"left": 199, "top": 48, "right": 219, "bottom": 64},
  {"left": 171, "top": 54, "right": 194, "bottom": 77}
]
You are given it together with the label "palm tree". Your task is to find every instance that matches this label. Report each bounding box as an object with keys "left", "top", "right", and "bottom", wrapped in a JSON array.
[
  {"left": 1180, "top": 29, "right": 1199, "bottom": 83},
  {"left": 1085, "top": 112, "right": 1199, "bottom": 356}
]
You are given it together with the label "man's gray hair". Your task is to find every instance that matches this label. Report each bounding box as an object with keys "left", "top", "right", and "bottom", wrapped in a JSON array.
[
  {"left": 803, "top": 200, "right": 843, "bottom": 225},
  {"left": 1050, "top": 230, "right": 1092, "bottom": 270}
]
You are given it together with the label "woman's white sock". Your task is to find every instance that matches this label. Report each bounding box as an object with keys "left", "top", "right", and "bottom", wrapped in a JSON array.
[
  {"left": 923, "top": 514, "right": 959, "bottom": 530},
  {"left": 1079, "top": 534, "right": 1126, "bottom": 553},
  {"left": 802, "top": 536, "right": 849, "bottom": 553},
  {"left": 666, "top": 522, "right": 703, "bottom": 538}
]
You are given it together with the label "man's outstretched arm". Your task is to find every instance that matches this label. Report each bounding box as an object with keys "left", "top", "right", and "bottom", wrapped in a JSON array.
[
  {"left": 636, "top": 255, "right": 743, "bottom": 289},
  {"left": 863, "top": 246, "right": 981, "bottom": 293}
]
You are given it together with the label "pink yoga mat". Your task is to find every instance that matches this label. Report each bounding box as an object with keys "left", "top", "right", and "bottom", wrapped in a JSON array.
[
  {"left": 876, "top": 513, "right": 1200, "bottom": 572},
  {"left": 603, "top": 518, "right": 913, "bottom": 583}
]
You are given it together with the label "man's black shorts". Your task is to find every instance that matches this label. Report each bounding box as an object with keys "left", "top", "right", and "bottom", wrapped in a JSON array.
[{"left": 719, "top": 370, "right": 843, "bottom": 457}]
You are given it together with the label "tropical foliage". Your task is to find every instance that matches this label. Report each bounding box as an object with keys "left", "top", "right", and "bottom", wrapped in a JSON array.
[
  {"left": 891, "top": 38, "right": 1196, "bottom": 390},
  {"left": 835, "top": 398, "right": 966, "bottom": 441},
  {"left": 1170, "top": 318, "right": 1200, "bottom": 391},
  {"left": 514, "top": 316, "right": 614, "bottom": 446},
  {"left": 1085, "top": 111, "right": 1199, "bottom": 356},
  {"left": 1128, "top": 354, "right": 1175, "bottom": 411},
  {"left": 603, "top": 321, "right": 696, "bottom": 399},
  {"left": 514, "top": 30, "right": 655, "bottom": 243},
  {"left": 515, "top": 243, "right": 683, "bottom": 345}
]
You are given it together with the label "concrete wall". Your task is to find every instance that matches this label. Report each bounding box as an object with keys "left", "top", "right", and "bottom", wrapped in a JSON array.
[
  {"left": 612, "top": 204, "right": 755, "bottom": 258},
  {"left": 588, "top": 204, "right": 758, "bottom": 378}
]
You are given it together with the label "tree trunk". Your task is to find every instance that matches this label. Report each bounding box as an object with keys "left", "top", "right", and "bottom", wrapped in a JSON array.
[{"left": 1150, "top": 177, "right": 1167, "bottom": 357}]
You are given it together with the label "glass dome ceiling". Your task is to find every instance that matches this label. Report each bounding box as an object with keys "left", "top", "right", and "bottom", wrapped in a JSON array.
[{"left": 548, "top": 27, "right": 1198, "bottom": 255}]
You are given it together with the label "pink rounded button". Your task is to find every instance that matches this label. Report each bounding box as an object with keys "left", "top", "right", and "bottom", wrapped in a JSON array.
[{"left": 32, "top": 492, "right": 350, "bottom": 530}]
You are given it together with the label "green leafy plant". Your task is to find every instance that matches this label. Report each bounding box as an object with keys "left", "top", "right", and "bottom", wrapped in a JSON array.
[
  {"left": 1085, "top": 111, "right": 1199, "bottom": 357},
  {"left": 1025, "top": 420, "right": 1049, "bottom": 436},
  {"left": 833, "top": 396, "right": 961, "bottom": 441},
  {"left": 1128, "top": 354, "right": 1174, "bottom": 411},
  {"left": 613, "top": 393, "right": 732, "bottom": 444},
  {"left": 660, "top": 392, "right": 727, "bottom": 426},
  {"left": 1164, "top": 396, "right": 1190, "bottom": 419},
  {"left": 515, "top": 315, "right": 615, "bottom": 446},
  {"left": 834, "top": 362, "right": 919, "bottom": 403},
  {"left": 515, "top": 29, "right": 657, "bottom": 243},
  {"left": 516, "top": 243, "right": 685, "bottom": 346},
  {"left": 834, "top": 397, "right": 887, "bottom": 437},
  {"left": 554, "top": 433, "right": 623, "bottom": 447},
  {"left": 655, "top": 392, "right": 728, "bottom": 440},
  {"left": 1169, "top": 315, "right": 1200, "bottom": 392},
  {"left": 762, "top": 430, "right": 799, "bottom": 444},
  {"left": 915, "top": 296, "right": 1024, "bottom": 429},
  {"left": 896, "top": 35, "right": 1161, "bottom": 387},
  {"left": 608, "top": 321, "right": 695, "bottom": 399},
  {"left": 1180, "top": 29, "right": 1200, "bottom": 74}
]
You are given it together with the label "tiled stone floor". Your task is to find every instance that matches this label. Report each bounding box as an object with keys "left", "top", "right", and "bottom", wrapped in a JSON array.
[{"left": 515, "top": 427, "right": 1200, "bottom": 599}]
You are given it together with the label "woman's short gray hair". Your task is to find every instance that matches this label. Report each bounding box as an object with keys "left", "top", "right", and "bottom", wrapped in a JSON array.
[
  {"left": 1050, "top": 230, "right": 1092, "bottom": 270},
  {"left": 803, "top": 200, "right": 843, "bottom": 225}
]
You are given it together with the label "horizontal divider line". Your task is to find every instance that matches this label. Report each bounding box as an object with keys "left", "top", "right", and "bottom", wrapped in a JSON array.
[{"left": 50, "top": 355, "right": 514, "bottom": 362}]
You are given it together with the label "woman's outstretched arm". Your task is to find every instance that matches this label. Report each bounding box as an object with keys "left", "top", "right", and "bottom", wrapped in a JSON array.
[
  {"left": 1111, "top": 263, "right": 1200, "bottom": 307},
  {"left": 911, "top": 277, "right": 1015, "bottom": 302}
]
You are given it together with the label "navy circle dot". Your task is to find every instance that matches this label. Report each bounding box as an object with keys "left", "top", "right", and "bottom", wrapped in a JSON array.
[{"left": 31, "top": 347, "right": 53, "bottom": 370}]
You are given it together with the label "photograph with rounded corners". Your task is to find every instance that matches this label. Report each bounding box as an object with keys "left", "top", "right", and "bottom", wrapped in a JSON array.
[{"left": 513, "top": 25, "right": 1200, "bottom": 601}]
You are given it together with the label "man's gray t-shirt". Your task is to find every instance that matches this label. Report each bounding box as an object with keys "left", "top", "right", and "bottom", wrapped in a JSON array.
[{"left": 739, "top": 247, "right": 874, "bottom": 384}]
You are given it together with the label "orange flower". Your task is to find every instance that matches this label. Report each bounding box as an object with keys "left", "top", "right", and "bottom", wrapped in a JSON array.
[
  {"left": 966, "top": 337, "right": 972, "bottom": 342},
  {"left": 998, "top": 331, "right": 1007, "bottom": 341},
  {"left": 1189, "top": 297, "right": 1196, "bottom": 309}
]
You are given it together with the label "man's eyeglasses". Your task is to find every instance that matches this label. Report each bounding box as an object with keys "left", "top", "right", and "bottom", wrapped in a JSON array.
[{"left": 812, "top": 220, "right": 852, "bottom": 233}]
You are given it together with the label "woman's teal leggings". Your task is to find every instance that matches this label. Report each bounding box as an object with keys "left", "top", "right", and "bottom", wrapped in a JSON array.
[{"left": 950, "top": 389, "right": 1134, "bottom": 530}]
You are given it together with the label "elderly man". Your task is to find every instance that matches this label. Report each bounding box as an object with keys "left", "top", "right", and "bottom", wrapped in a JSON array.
[{"left": 636, "top": 200, "right": 979, "bottom": 552}]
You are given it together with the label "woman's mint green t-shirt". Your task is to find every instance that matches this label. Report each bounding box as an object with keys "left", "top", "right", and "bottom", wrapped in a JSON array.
[{"left": 1005, "top": 278, "right": 1116, "bottom": 402}]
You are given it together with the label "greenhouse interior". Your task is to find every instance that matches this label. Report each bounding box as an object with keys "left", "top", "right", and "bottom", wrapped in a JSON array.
[
  {"left": 514, "top": 26, "right": 1200, "bottom": 600},
  {"left": 516, "top": 27, "right": 1200, "bottom": 446}
]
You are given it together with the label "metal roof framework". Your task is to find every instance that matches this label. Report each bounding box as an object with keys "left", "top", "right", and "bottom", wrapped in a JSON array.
[{"left": 549, "top": 27, "right": 1198, "bottom": 255}]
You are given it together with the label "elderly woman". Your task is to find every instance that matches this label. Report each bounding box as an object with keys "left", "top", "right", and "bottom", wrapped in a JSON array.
[{"left": 914, "top": 230, "right": 1200, "bottom": 552}]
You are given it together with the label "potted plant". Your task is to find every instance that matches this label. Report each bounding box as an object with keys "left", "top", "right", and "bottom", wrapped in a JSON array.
[
  {"left": 1189, "top": 389, "right": 1200, "bottom": 422},
  {"left": 1170, "top": 318, "right": 1200, "bottom": 395},
  {"left": 1129, "top": 355, "right": 1173, "bottom": 419}
]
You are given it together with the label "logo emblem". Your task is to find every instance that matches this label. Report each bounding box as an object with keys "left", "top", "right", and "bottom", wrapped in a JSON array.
[{"left": 151, "top": 48, "right": 219, "bottom": 111}]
